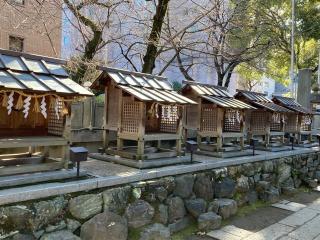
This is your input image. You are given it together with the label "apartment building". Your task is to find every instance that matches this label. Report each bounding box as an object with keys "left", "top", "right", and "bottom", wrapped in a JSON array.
[{"left": 0, "top": 0, "right": 62, "bottom": 57}]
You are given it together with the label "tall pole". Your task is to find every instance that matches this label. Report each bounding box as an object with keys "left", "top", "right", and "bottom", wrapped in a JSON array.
[
  {"left": 290, "top": 0, "right": 295, "bottom": 98},
  {"left": 318, "top": 40, "right": 320, "bottom": 85}
]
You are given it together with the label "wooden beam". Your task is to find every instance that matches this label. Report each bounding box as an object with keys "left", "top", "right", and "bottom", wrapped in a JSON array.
[
  {"left": 137, "top": 102, "right": 146, "bottom": 159},
  {"left": 116, "top": 89, "right": 123, "bottom": 151},
  {"left": 176, "top": 107, "right": 183, "bottom": 156},
  {"left": 62, "top": 115, "right": 71, "bottom": 169},
  {"left": 216, "top": 108, "right": 224, "bottom": 151},
  {"left": 103, "top": 86, "right": 108, "bottom": 149}
]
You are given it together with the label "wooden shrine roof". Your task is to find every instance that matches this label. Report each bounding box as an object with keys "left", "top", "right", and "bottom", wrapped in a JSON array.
[
  {"left": 0, "top": 49, "right": 93, "bottom": 96},
  {"left": 272, "top": 96, "right": 312, "bottom": 114},
  {"left": 182, "top": 81, "right": 255, "bottom": 109},
  {"left": 92, "top": 67, "right": 196, "bottom": 105},
  {"left": 235, "top": 90, "right": 293, "bottom": 113}
]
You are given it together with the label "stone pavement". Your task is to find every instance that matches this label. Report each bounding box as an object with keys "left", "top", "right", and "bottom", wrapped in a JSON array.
[
  {"left": 0, "top": 147, "right": 317, "bottom": 206},
  {"left": 207, "top": 197, "right": 320, "bottom": 240}
]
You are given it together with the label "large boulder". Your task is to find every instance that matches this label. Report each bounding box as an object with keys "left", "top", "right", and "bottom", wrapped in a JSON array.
[
  {"left": 198, "top": 212, "right": 221, "bottom": 231},
  {"left": 45, "top": 220, "right": 67, "bottom": 233},
  {"left": 185, "top": 199, "right": 207, "bottom": 218},
  {"left": 314, "top": 171, "right": 320, "bottom": 181},
  {"left": 144, "top": 186, "right": 168, "bottom": 203},
  {"left": 212, "top": 168, "right": 227, "bottom": 179},
  {"left": 248, "top": 191, "right": 258, "bottom": 204},
  {"left": 173, "top": 174, "right": 194, "bottom": 198},
  {"left": 166, "top": 196, "right": 186, "bottom": 223},
  {"left": 256, "top": 181, "right": 271, "bottom": 193},
  {"left": 32, "top": 196, "right": 68, "bottom": 230},
  {"left": 281, "top": 177, "right": 296, "bottom": 196},
  {"left": 11, "top": 233, "right": 36, "bottom": 240},
  {"left": 125, "top": 200, "right": 155, "bottom": 228},
  {"left": 236, "top": 175, "right": 250, "bottom": 193},
  {"left": 262, "top": 161, "right": 274, "bottom": 173},
  {"left": 66, "top": 218, "right": 81, "bottom": 233},
  {"left": 69, "top": 194, "right": 103, "bottom": 220},
  {"left": 0, "top": 205, "right": 33, "bottom": 231},
  {"left": 154, "top": 204, "right": 168, "bottom": 225},
  {"left": 260, "top": 186, "right": 280, "bottom": 203},
  {"left": 214, "top": 178, "right": 236, "bottom": 198},
  {"left": 40, "top": 230, "right": 80, "bottom": 240},
  {"left": 155, "top": 187, "right": 168, "bottom": 202},
  {"left": 241, "top": 163, "right": 255, "bottom": 176},
  {"left": 139, "top": 223, "right": 171, "bottom": 240},
  {"left": 80, "top": 211, "right": 128, "bottom": 240},
  {"left": 304, "top": 178, "right": 318, "bottom": 188},
  {"left": 160, "top": 177, "right": 176, "bottom": 194},
  {"left": 207, "top": 201, "right": 219, "bottom": 213},
  {"left": 193, "top": 174, "right": 214, "bottom": 201},
  {"left": 277, "top": 162, "right": 292, "bottom": 184},
  {"left": 168, "top": 216, "right": 193, "bottom": 234},
  {"left": 214, "top": 199, "right": 237, "bottom": 219},
  {"left": 102, "top": 186, "right": 131, "bottom": 214}
]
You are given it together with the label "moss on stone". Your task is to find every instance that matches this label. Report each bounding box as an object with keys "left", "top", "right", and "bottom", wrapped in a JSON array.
[
  {"left": 171, "top": 222, "right": 198, "bottom": 240},
  {"left": 128, "top": 227, "right": 143, "bottom": 240}
]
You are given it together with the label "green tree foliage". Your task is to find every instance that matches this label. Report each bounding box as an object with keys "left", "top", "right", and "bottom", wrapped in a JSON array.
[
  {"left": 237, "top": 63, "right": 264, "bottom": 91},
  {"left": 242, "top": 0, "right": 320, "bottom": 85}
]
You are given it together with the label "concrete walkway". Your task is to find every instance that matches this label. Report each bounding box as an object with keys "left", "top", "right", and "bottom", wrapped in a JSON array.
[
  {"left": 0, "top": 147, "right": 317, "bottom": 206},
  {"left": 207, "top": 196, "right": 320, "bottom": 240}
]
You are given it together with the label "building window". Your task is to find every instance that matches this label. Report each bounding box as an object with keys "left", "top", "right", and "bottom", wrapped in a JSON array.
[{"left": 9, "top": 36, "right": 24, "bottom": 52}]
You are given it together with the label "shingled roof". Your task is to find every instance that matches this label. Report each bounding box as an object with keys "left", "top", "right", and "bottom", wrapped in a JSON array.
[
  {"left": 91, "top": 67, "right": 196, "bottom": 105},
  {"left": 272, "top": 95, "right": 312, "bottom": 114},
  {"left": 0, "top": 49, "right": 93, "bottom": 96},
  {"left": 182, "top": 81, "right": 255, "bottom": 109},
  {"left": 235, "top": 90, "right": 292, "bottom": 113}
]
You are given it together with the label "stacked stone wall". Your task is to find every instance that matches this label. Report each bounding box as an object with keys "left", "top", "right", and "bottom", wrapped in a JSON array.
[{"left": 1, "top": 153, "right": 320, "bottom": 240}]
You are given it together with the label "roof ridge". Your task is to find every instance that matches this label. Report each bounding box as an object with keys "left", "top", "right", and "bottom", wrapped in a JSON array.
[
  {"left": 0, "top": 48, "right": 66, "bottom": 65},
  {"left": 273, "top": 95, "right": 294, "bottom": 100},
  {"left": 99, "top": 66, "right": 168, "bottom": 81},
  {"left": 183, "top": 80, "right": 228, "bottom": 90},
  {"left": 236, "top": 89, "right": 267, "bottom": 96}
]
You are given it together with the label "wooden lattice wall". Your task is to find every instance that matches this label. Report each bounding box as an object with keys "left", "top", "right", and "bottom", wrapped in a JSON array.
[
  {"left": 285, "top": 114, "right": 298, "bottom": 132},
  {"left": 185, "top": 104, "right": 198, "bottom": 130},
  {"left": 121, "top": 99, "right": 142, "bottom": 134},
  {"left": 200, "top": 105, "right": 218, "bottom": 132},
  {"left": 250, "top": 111, "right": 266, "bottom": 132},
  {"left": 106, "top": 86, "right": 121, "bottom": 130},
  {"left": 223, "top": 109, "right": 241, "bottom": 132},
  {"left": 48, "top": 100, "right": 64, "bottom": 136},
  {"left": 301, "top": 115, "right": 312, "bottom": 131},
  {"left": 160, "top": 105, "right": 179, "bottom": 133},
  {"left": 270, "top": 113, "right": 282, "bottom": 131}
]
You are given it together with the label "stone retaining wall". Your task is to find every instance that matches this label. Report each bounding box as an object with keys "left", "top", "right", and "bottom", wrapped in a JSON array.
[{"left": 1, "top": 153, "right": 320, "bottom": 240}]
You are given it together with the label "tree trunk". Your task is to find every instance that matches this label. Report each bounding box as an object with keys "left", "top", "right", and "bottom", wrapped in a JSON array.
[
  {"left": 74, "top": 30, "right": 103, "bottom": 83},
  {"left": 217, "top": 72, "right": 224, "bottom": 86},
  {"left": 176, "top": 51, "right": 195, "bottom": 81},
  {"left": 224, "top": 63, "right": 238, "bottom": 88},
  {"left": 64, "top": 0, "right": 103, "bottom": 83},
  {"left": 142, "top": 0, "right": 170, "bottom": 74}
]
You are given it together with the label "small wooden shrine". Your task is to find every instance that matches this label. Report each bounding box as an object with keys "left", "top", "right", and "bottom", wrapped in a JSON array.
[
  {"left": 91, "top": 67, "right": 196, "bottom": 167},
  {"left": 272, "top": 96, "right": 314, "bottom": 145},
  {"left": 235, "top": 90, "right": 293, "bottom": 150},
  {"left": 0, "top": 49, "right": 93, "bottom": 176},
  {"left": 181, "top": 81, "right": 255, "bottom": 157}
]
